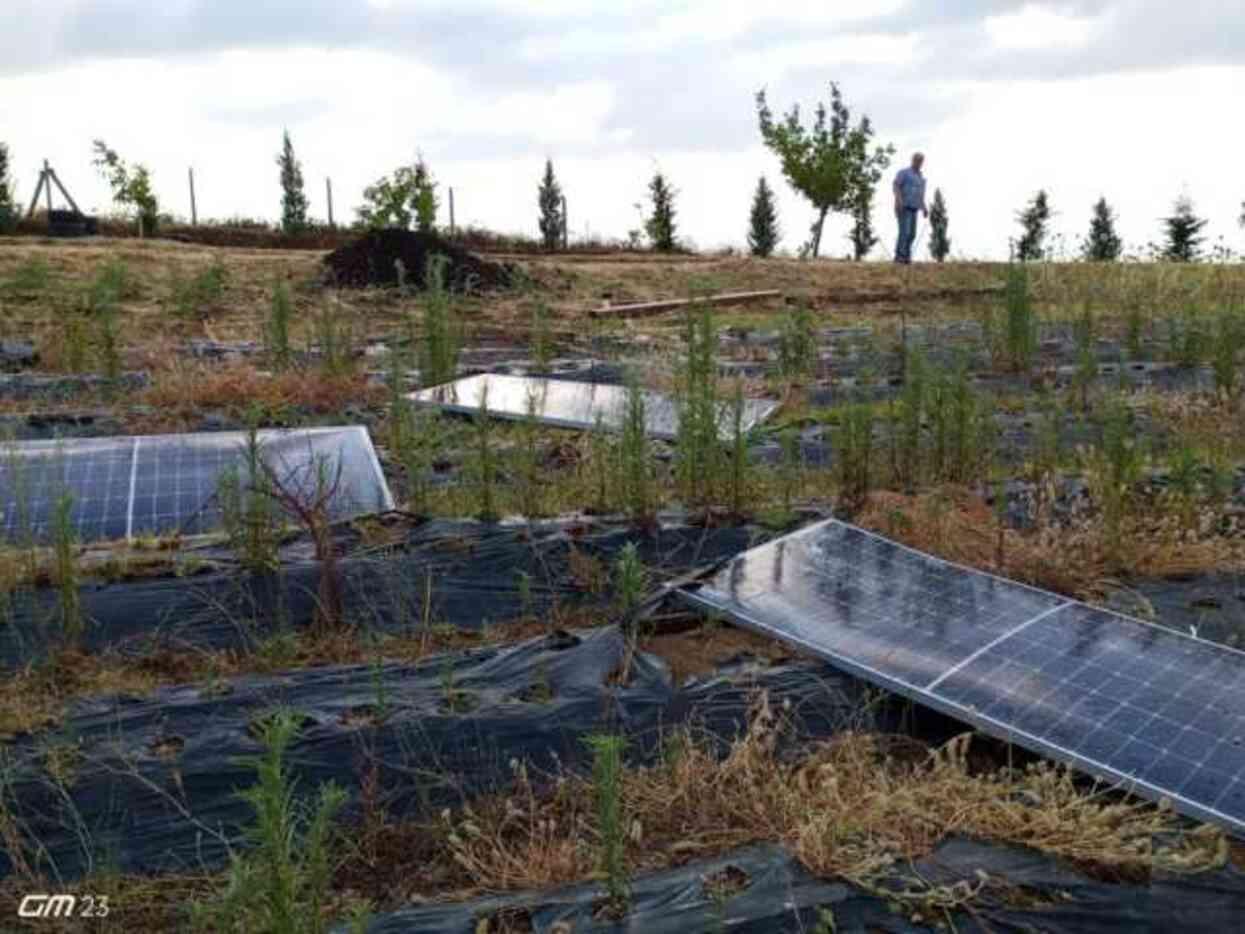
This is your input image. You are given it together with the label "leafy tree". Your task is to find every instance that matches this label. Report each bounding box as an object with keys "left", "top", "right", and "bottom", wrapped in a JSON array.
[
  {"left": 1161, "top": 195, "right": 1207, "bottom": 263},
  {"left": 276, "top": 129, "right": 309, "bottom": 235},
  {"left": 92, "top": 140, "right": 159, "bottom": 235},
  {"left": 1014, "top": 189, "right": 1052, "bottom": 261},
  {"left": 928, "top": 188, "right": 950, "bottom": 261},
  {"left": 747, "top": 175, "right": 780, "bottom": 257},
  {"left": 1083, "top": 196, "right": 1122, "bottom": 262},
  {"left": 0, "top": 141, "right": 15, "bottom": 233},
  {"left": 357, "top": 154, "right": 438, "bottom": 232},
  {"left": 537, "top": 159, "right": 564, "bottom": 251},
  {"left": 412, "top": 157, "right": 438, "bottom": 233},
  {"left": 756, "top": 82, "right": 893, "bottom": 258},
  {"left": 645, "top": 170, "right": 677, "bottom": 252}
]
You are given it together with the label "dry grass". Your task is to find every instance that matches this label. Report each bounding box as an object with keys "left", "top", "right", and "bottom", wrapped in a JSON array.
[
  {"left": 640, "top": 617, "right": 802, "bottom": 683},
  {"left": 131, "top": 363, "right": 382, "bottom": 431},
  {"left": 856, "top": 487, "right": 1245, "bottom": 601},
  {"left": 436, "top": 695, "right": 1223, "bottom": 903},
  {"left": 0, "top": 683, "right": 1226, "bottom": 930},
  {"left": 0, "top": 619, "right": 555, "bottom": 739}
]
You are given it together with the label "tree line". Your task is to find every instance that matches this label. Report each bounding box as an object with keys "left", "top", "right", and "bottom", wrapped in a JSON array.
[{"left": 2, "top": 94, "right": 1244, "bottom": 261}]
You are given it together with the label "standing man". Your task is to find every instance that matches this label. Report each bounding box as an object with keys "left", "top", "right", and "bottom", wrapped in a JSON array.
[{"left": 893, "top": 152, "right": 928, "bottom": 264}]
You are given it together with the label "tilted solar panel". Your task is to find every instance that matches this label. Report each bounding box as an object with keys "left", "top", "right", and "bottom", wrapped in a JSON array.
[
  {"left": 0, "top": 427, "right": 394, "bottom": 545},
  {"left": 408, "top": 373, "right": 778, "bottom": 441},
  {"left": 678, "top": 519, "right": 1245, "bottom": 837}
]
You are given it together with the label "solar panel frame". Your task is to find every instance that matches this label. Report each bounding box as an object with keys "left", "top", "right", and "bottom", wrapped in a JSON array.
[
  {"left": 0, "top": 426, "right": 395, "bottom": 545},
  {"left": 407, "top": 373, "right": 779, "bottom": 441},
  {"left": 678, "top": 518, "right": 1245, "bottom": 838}
]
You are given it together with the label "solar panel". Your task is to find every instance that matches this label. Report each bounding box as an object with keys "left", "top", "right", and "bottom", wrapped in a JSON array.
[
  {"left": 0, "top": 427, "right": 394, "bottom": 544},
  {"left": 408, "top": 373, "right": 778, "bottom": 441},
  {"left": 678, "top": 519, "right": 1245, "bottom": 837}
]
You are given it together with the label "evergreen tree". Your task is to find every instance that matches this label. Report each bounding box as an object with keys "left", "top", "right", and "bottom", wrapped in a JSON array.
[
  {"left": 1015, "top": 189, "right": 1052, "bottom": 261},
  {"left": 0, "top": 141, "right": 14, "bottom": 232},
  {"left": 276, "top": 129, "right": 309, "bottom": 235},
  {"left": 1162, "top": 195, "right": 1207, "bottom": 263},
  {"left": 747, "top": 175, "right": 780, "bottom": 257},
  {"left": 1083, "top": 196, "right": 1122, "bottom": 261},
  {"left": 645, "top": 171, "right": 677, "bottom": 252},
  {"left": 537, "top": 159, "right": 564, "bottom": 251},
  {"left": 756, "top": 82, "right": 893, "bottom": 258},
  {"left": 928, "top": 187, "right": 950, "bottom": 261}
]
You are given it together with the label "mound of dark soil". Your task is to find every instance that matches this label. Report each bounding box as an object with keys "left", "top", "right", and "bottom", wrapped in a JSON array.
[{"left": 323, "top": 228, "right": 514, "bottom": 291}]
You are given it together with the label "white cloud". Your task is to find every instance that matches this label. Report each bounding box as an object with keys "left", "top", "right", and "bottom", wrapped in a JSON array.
[
  {"left": 984, "top": 4, "right": 1098, "bottom": 50},
  {"left": 1, "top": 3, "right": 1243, "bottom": 259}
]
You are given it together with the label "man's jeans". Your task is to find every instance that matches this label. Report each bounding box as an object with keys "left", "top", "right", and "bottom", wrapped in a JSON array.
[{"left": 895, "top": 208, "right": 918, "bottom": 263}]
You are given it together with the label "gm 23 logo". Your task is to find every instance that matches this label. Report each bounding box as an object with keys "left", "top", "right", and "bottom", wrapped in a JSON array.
[{"left": 17, "top": 893, "right": 111, "bottom": 918}]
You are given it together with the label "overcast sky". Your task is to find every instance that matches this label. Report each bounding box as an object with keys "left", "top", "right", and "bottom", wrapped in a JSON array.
[{"left": 2, "top": 1, "right": 1243, "bottom": 259}]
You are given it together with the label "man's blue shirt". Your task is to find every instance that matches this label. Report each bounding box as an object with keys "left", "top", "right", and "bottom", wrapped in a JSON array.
[{"left": 894, "top": 167, "right": 926, "bottom": 211}]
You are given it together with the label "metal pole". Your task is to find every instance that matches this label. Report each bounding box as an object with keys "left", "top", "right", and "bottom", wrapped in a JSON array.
[
  {"left": 188, "top": 167, "right": 198, "bottom": 226},
  {"left": 449, "top": 186, "right": 455, "bottom": 236},
  {"left": 43, "top": 161, "right": 53, "bottom": 217},
  {"left": 561, "top": 194, "right": 568, "bottom": 250},
  {"left": 326, "top": 177, "right": 334, "bottom": 228}
]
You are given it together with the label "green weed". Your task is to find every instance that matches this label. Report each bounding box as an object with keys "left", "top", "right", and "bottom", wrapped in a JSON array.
[
  {"left": 418, "top": 254, "right": 461, "bottom": 388},
  {"left": 675, "top": 306, "right": 722, "bottom": 509},
  {"left": 52, "top": 491, "right": 82, "bottom": 644},
  {"left": 1003, "top": 264, "right": 1038, "bottom": 373},
  {"left": 778, "top": 305, "right": 817, "bottom": 384},
  {"left": 586, "top": 734, "right": 629, "bottom": 908},
  {"left": 834, "top": 404, "right": 873, "bottom": 514},
  {"left": 191, "top": 710, "right": 361, "bottom": 934},
  {"left": 169, "top": 258, "right": 228, "bottom": 318},
  {"left": 267, "top": 282, "right": 294, "bottom": 371}
]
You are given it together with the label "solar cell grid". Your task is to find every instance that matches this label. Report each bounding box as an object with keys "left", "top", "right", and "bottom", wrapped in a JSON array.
[
  {"left": 680, "top": 519, "right": 1245, "bottom": 837},
  {"left": 0, "top": 427, "right": 393, "bottom": 545},
  {"left": 408, "top": 373, "right": 778, "bottom": 441}
]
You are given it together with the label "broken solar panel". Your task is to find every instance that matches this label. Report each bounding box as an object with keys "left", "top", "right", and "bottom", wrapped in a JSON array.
[
  {"left": 0, "top": 426, "right": 394, "bottom": 544},
  {"left": 678, "top": 519, "right": 1245, "bottom": 837},
  {"left": 408, "top": 373, "right": 778, "bottom": 441}
]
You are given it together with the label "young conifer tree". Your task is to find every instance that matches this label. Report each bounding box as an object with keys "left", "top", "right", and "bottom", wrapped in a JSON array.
[
  {"left": 1015, "top": 189, "right": 1052, "bottom": 261},
  {"left": 537, "top": 159, "right": 564, "bottom": 251},
  {"left": 747, "top": 175, "right": 780, "bottom": 257},
  {"left": 277, "top": 130, "right": 309, "bottom": 234},
  {"left": 1161, "top": 195, "right": 1207, "bottom": 262},
  {"left": 0, "top": 142, "right": 15, "bottom": 232},
  {"left": 928, "top": 188, "right": 951, "bottom": 261},
  {"left": 1083, "top": 196, "right": 1122, "bottom": 261},
  {"left": 645, "top": 171, "right": 677, "bottom": 252}
]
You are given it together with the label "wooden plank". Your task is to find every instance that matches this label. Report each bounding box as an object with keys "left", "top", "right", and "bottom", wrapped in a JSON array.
[
  {"left": 588, "top": 289, "right": 782, "bottom": 320},
  {"left": 25, "top": 171, "right": 45, "bottom": 219}
]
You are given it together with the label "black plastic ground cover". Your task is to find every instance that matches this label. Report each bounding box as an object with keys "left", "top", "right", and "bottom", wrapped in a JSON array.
[
  {"left": 0, "top": 630, "right": 874, "bottom": 881},
  {"left": 0, "top": 519, "right": 759, "bottom": 668},
  {"left": 351, "top": 835, "right": 1245, "bottom": 933}
]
